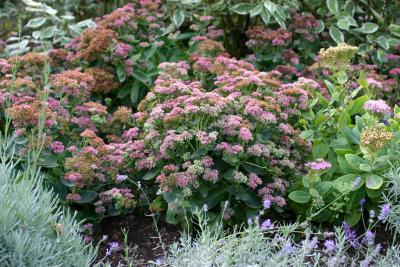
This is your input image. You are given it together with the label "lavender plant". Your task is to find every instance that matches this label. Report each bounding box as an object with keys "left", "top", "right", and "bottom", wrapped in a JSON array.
[{"left": 0, "top": 133, "right": 96, "bottom": 267}]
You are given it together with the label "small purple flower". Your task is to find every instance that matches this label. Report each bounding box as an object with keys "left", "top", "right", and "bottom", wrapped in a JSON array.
[
  {"left": 378, "top": 204, "right": 390, "bottom": 221},
  {"left": 263, "top": 199, "right": 271, "bottom": 209},
  {"left": 261, "top": 219, "right": 273, "bottom": 229},
  {"left": 247, "top": 218, "right": 253, "bottom": 225},
  {"left": 382, "top": 118, "right": 391, "bottom": 126},
  {"left": 342, "top": 222, "right": 360, "bottom": 249},
  {"left": 324, "top": 239, "right": 337, "bottom": 253},
  {"left": 116, "top": 174, "right": 128, "bottom": 181},
  {"left": 282, "top": 242, "right": 296, "bottom": 255},
  {"left": 363, "top": 230, "right": 375, "bottom": 246},
  {"left": 360, "top": 198, "right": 366, "bottom": 207},
  {"left": 106, "top": 241, "right": 121, "bottom": 256}
]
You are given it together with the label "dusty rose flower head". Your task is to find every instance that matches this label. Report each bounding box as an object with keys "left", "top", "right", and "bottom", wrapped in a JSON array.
[{"left": 305, "top": 159, "right": 331, "bottom": 171}]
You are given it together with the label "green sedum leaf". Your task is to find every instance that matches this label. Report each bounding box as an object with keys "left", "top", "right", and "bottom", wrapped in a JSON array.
[{"left": 288, "top": 190, "right": 311, "bottom": 204}]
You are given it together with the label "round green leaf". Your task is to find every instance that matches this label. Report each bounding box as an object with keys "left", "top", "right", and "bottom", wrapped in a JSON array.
[
  {"left": 288, "top": 190, "right": 311, "bottom": 204},
  {"left": 366, "top": 174, "right": 383, "bottom": 190}
]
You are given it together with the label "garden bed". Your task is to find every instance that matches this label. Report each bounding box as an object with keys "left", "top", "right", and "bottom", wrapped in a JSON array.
[{"left": 0, "top": 0, "right": 400, "bottom": 266}]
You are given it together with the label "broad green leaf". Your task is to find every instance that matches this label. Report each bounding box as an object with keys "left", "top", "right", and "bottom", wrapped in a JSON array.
[
  {"left": 388, "top": 38, "right": 400, "bottom": 47},
  {"left": 389, "top": 24, "right": 400, "bottom": 37},
  {"left": 300, "top": 129, "right": 314, "bottom": 140},
  {"left": 309, "top": 188, "right": 320, "bottom": 197},
  {"left": 288, "top": 190, "right": 311, "bottom": 204},
  {"left": 75, "top": 190, "right": 98, "bottom": 204},
  {"left": 172, "top": 9, "right": 185, "bottom": 27},
  {"left": 261, "top": 9, "right": 271, "bottom": 25},
  {"left": 329, "top": 25, "right": 344, "bottom": 43},
  {"left": 337, "top": 155, "right": 356, "bottom": 174},
  {"left": 42, "top": 4, "right": 57, "bottom": 15},
  {"left": 326, "top": 0, "right": 339, "bottom": 14},
  {"left": 250, "top": 4, "right": 263, "bottom": 17},
  {"left": 231, "top": 3, "right": 255, "bottom": 15},
  {"left": 315, "top": 181, "right": 333, "bottom": 195},
  {"left": 356, "top": 22, "right": 379, "bottom": 34},
  {"left": 314, "top": 113, "right": 329, "bottom": 127},
  {"left": 41, "top": 26, "right": 57, "bottom": 39},
  {"left": 337, "top": 18, "right": 350, "bottom": 31},
  {"left": 133, "top": 70, "right": 150, "bottom": 84},
  {"left": 26, "top": 17, "right": 46, "bottom": 28},
  {"left": 263, "top": 1, "right": 276, "bottom": 14},
  {"left": 345, "top": 211, "right": 361, "bottom": 227},
  {"left": 312, "top": 142, "right": 330, "bottom": 159},
  {"left": 345, "top": 154, "right": 367, "bottom": 170},
  {"left": 143, "top": 44, "right": 157, "bottom": 59},
  {"left": 346, "top": 95, "right": 368, "bottom": 116},
  {"left": 116, "top": 63, "right": 126, "bottom": 82},
  {"left": 366, "top": 174, "right": 383, "bottom": 190},
  {"left": 342, "top": 127, "right": 360, "bottom": 145},
  {"left": 334, "top": 148, "right": 355, "bottom": 155},
  {"left": 377, "top": 36, "right": 389, "bottom": 50},
  {"left": 344, "top": 0, "right": 355, "bottom": 16},
  {"left": 143, "top": 168, "right": 160, "bottom": 180},
  {"left": 334, "top": 174, "right": 363, "bottom": 192},
  {"left": 273, "top": 10, "right": 286, "bottom": 29},
  {"left": 337, "top": 111, "right": 350, "bottom": 132}
]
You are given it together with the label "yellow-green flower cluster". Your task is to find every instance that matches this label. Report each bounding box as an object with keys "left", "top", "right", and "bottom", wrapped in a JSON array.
[
  {"left": 319, "top": 43, "right": 357, "bottom": 70},
  {"left": 360, "top": 125, "right": 394, "bottom": 151}
]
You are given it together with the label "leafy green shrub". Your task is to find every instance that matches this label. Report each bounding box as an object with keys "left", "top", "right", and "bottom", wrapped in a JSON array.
[
  {"left": 4, "top": 0, "right": 95, "bottom": 56},
  {"left": 288, "top": 43, "right": 399, "bottom": 225},
  {"left": 0, "top": 134, "right": 96, "bottom": 267}
]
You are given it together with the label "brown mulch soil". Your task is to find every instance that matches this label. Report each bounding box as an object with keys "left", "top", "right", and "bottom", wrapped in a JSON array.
[{"left": 93, "top": 215, "right": 181, "bottom": 266}]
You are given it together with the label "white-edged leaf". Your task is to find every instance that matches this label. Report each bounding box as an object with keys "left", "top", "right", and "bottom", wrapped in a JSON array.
[
  {"left": 263, "top": 1, "right": 276, "bottom": 14},
  {"left": 355, "top": 22, "right": 379, "bottom": 34},
  {"left": 329, "top": 25, "right": 344, "bottom": 43},
  {"left": 250, "top": 4, "right": 262, "bottom": 17},
  {"left": 172, "top": 9, "right": 185, "bottom": 28},
  {"left": 231, "top": 3, "right": 254, "bottom": 15},
  {"left": 327, "top": 0, "right": 339, "bottom": 14},
  {"left": 26, "top": 17, "right": 46, "bottom": 28},
  {"left": 261, "top": 9, "right": 270, "bottom": 25}
]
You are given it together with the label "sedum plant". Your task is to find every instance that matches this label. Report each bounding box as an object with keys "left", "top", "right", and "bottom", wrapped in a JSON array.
[{"left": 131, "top": 52, "right": 310, "bottom": 226}]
